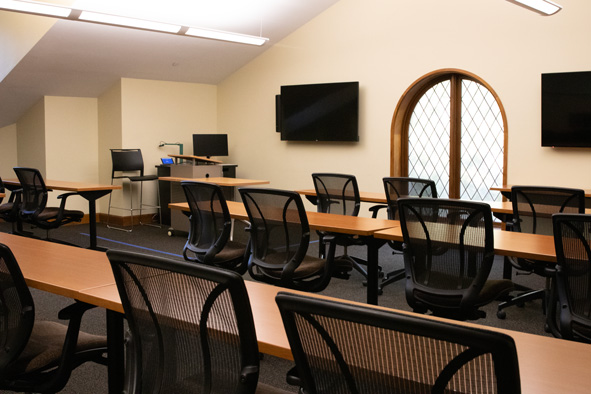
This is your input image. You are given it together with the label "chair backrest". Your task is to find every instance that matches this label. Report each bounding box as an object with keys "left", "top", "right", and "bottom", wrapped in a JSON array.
[
  {"left": 13, "top": 167, "right": 48, "bottom": 217},
  {"left": 312, "top": 173, "right": 360, "bottom": 217},
  {"left": 397, "top": 198, "right": 494, "bottom": 318},
  {"left": 511, "top": 186, "right": 585, "bottom": 235},
  {"left": 107, "top": 250, "right": 260, "bottom": 394},
  {"left": 383, "top": 177, "right": 437, "bottom": 220},
  {"left": 110, "top": 149, "right": 145, "bottom": 178},
  {"left": 276, "top": 292, "right": 521, "bottom": 394},
  {"left": 0, "top": 243, "right": 35, "bottom": 371},
  {"left": 551, "top": 213, "right": 591, "bottom": 342},
  {"left": 239, "top": 188, "right": 310, "bottom": 281},
  {"left": 181, "top": 181, "right": 232, "bottom": 263}
]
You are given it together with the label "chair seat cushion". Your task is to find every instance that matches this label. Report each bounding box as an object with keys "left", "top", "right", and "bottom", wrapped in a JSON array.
[
  {"left": 476, "top": 279, "right": 514, "bottom": 306},
  {"left": 214, "top": 240, "right": 247, "bottom": 263},
  {"left": 36, "top": 207, "right": 84, "bottom": 222},
  {"left": 128, "top": 175, "right": 158, "bottom": 182},
  {"left": 259, "top": 255, "right": 326, "bottom": 280},
  {"left": 8, "top": 321, "right": 107, "bottom": 375},
  {"left": 0, "top": 202, "right": 14, "bottom": 214}
]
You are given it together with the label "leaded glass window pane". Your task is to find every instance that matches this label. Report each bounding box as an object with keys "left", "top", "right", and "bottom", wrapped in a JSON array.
[
  {"left": 408, "top": 81, "right": 451, "bottom": 198},
  {"left": 460, "top": 80, "right": 504, "bottom": 202}
]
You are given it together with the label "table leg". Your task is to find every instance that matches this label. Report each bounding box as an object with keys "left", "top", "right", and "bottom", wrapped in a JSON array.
[
  {"left": 106, "top": 310, "right": 125, "bottom": 394},
  {"left": 365, "top": 237, "right": 385, "bottom": 305},
  {"left": 78, "top": 190, "right": 112, "bottom": 250}
]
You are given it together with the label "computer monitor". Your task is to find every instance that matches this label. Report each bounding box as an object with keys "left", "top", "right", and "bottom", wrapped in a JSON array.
[{"left": 193, "top": 134, "right": 229, "bottom": 158}]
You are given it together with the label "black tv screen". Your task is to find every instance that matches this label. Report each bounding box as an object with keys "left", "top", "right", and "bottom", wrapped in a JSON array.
[
  {"left": 279, "top": 82, "right": 359, "bottom": 142},
  {"left": 542, "top": 71, "right": 591, "bottom": 147},
  {"left": 193, "top": 134, "right": 228, "bottom": 157}
]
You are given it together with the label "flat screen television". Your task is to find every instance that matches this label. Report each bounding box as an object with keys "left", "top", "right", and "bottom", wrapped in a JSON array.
[
  {"left": 542, "top": 71, "right": 591, "bottom": 147},
  {"left": 193, "top": 134, "right": 228, "bottom": 157},
  {"left": 279, "top": 81, "right": 359, "bottom": 142}
]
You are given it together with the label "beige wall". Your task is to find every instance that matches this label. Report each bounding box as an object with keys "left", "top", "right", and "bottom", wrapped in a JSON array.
[
  {"left": 100, "top": 78, "right": 218, "bottom": 212},
  {"left": 16, "top": 99, "right": 46, "bottom": 173},
  {"left": 45, "top": 96, "right": 99, "bottom": 211},
  {"left": 218, "top": 0, "right": 591, "bottom": 214},
  {"left": 0, "top": 123, "right": 17, "bottom": 178}
]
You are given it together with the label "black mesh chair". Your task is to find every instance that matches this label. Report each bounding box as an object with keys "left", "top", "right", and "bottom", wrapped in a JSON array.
[
  {"left": 107, "top": 148, "right": 161, "bottom": 232},
  {"left": 398, "top": 198, "right": 513, "bottom": 320},
  {"left": 0, "top": 176, "right": 21, "bottom": 233},
  {"left": 181, "top": 181, "right": 249, "bottom": 274},
  {"left": 239, "top": 188, "right": 336, "bottom": 292},
  {"left": 547, "top": 213, "right": 591, "bottom": 343},
  {"left": 0, "top": 243, "right": 107, "bottom": 393},
  {"left": 107, "top": 249, "right": 289, "bottom": 394},
  {"left": 375, "top": 177, "right": 438, "bottom": 291},
  {"left": 13, "top": 167, "right": 84, "bottom": 242},
  {"left": 276, "top": 292, "right": 521, "bottom": 394},
  {"left": 311, "top": 173, "right": 367, "bottom": 280},
  {"left": 497, "top": 186, "right": 585, "bottom": 319}
]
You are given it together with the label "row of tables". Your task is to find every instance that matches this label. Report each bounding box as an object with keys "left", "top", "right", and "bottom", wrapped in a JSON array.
[
  {"left": 1, "top": 176, "right": 589, "bottom": 393},
  {"left": 0, "top": 228, "right": 589, "bottom": 394}
]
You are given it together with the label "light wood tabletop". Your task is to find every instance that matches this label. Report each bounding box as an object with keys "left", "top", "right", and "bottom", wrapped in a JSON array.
[
  {"left": 168, "top": 153, "right": 222, "bottom": 165},
  {"left": 159, "top": 176, "right": 269, "bottom": 187},
  {"left": 80, "top": 273, "right": 591, "bottom": 394},
  {"left": 0, "top": 231, "right": 590, "bottom": 393},
  {"left": 491, "top": 184, "right": 591, "bottom": 198},
  {"left": 3, "top": 178, "right": 122, "bottom": 193}
]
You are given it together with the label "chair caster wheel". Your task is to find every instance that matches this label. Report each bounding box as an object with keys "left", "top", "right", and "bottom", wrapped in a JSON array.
[
  {"left": 497, "top": 310, "right": 506, "bottom": 319},
  {"left": 168, "top": 230, "right": 174, "bottom": 237}
]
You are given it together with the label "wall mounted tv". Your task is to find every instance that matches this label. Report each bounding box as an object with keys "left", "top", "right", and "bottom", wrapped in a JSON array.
[
  {"left": 278, "top": 81, "right": 359, "bottom": 142},
  {"left": 542, "top": 71, "right": 591, "bottom": 147},
  {"left": 193, "top": 134, "right": 228, "bottom": 157}
]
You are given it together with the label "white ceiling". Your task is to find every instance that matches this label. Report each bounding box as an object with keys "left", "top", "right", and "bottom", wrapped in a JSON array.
[{"left": 0, "top": 0, "right": 339, "bottom": 127}]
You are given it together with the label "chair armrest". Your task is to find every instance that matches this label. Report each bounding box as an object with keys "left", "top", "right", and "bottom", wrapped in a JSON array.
[{"left": 368, "top": 204, "right": 387, "bottom": 218}]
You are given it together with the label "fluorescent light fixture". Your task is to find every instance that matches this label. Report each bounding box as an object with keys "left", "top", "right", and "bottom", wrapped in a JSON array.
[
  {"left": 0, "top": 0, "right": 269, "bottom": 46},
  {"left": 506, "top": 0, "right": 562, "bottom": 15},
  {"left": 79, "top": 11, "right": 181, "bottom": 34},
  {"left": 186, "top": 27, "right": 269, "bottom": 46},
  {"left": 0, "top": 0, "right": 70, "bottom": 17}
]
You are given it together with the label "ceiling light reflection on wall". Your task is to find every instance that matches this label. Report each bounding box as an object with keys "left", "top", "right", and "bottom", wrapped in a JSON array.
[
  {"left": 0, "top": 0, "right": 269, "bottom": 46},
  {"left": 506, "top": 0, "right": 562, "bottom": 15}
]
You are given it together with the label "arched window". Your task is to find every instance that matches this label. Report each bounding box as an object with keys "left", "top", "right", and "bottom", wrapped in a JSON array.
[{"left": 391, "top": 69, "right": 507, "bottom": 201}]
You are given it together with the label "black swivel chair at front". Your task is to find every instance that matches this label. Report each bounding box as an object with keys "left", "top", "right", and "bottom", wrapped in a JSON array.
[
  {"left": 311, "top": 173, "right": 367, "bottom": 281},
  {"left": 0, "top": 243, "right": 108, "bottom": 393},
  {"left": 107, "top": 249, "right": 289, "bottom": 394},
  {"left": 107, "top": 148, "right": 161, "bottom": 232},
  {"left": 13, "top": 167, "right": 84, "bottom": 243},
  {"left": 398, "top": 197, "right": 514, "bottom": 321},
  {"left": 181, "top": 181, "right": 250, "bottom": 274},
  {"left": 276, "top": 292, "right": 521, "bottom": 394},
  {"left": 546, "top": 213, "right": 591, "bottom": 343},
  {"left": 239, "top": 188, "right": 337, "bottom": 292},
  {"left": 497, "top": 186, "right": 585, "bottom": 319},
  {"left": 375, "top": 177, "right": 438, "bottom": 292}
]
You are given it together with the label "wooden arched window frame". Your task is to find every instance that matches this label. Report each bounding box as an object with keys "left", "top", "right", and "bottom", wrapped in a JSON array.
[{"left": 390, "top": 69, "right": 508, "bottom": 199}]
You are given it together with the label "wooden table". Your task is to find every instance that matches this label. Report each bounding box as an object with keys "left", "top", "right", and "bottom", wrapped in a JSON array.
[
  {"left": 3, "top": 179, "right": 121, "bottom": 250},
  {"left": 491, "top": 184, "right": 591, "bottom": 199},
  {"left": 2, "top": 231, "right": 590, "bottom": 393},
  {"left": 169, "top": 201, "right": 397, "bottom": 305},
  {"left": 159, "top": 176, "right": 269, "bottom": 187},
  {"left": 167, "top": 153, "right": 222, "bottom": 165}
]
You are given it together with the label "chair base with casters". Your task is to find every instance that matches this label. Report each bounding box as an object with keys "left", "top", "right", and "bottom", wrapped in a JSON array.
[{"left": 106, "top": 175, "right": 162, "bottom": 232}]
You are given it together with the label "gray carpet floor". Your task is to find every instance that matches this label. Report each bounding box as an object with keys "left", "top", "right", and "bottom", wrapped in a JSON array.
[{"left": 0, "top": 219, "right": 552, "bottom": 393}]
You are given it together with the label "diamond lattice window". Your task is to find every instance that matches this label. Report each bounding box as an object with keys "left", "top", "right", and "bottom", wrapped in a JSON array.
[{"left": 407, "top": 76, "right": 504, "bottom": 201}]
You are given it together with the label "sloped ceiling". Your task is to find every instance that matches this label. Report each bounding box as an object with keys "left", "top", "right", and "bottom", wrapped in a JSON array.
[{"left": 0, "top": 0, "right": 339, "bottom": 127}]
